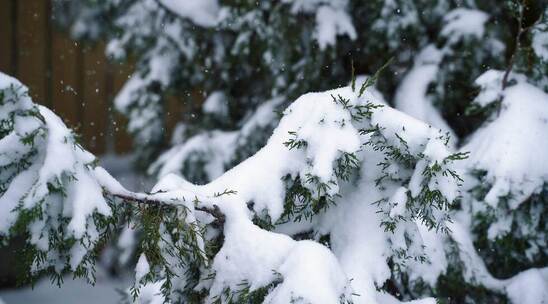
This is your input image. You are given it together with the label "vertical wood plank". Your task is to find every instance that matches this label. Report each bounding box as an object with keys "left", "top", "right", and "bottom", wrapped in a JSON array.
[
  {"left": 51, "top": 31, "right": 81, "bottom": 127},
  {"left": 16, "top": 0, "right": 48, "bottom": 103},
  {"left": 0, "top": 0, "right": 14, "bottom": 74},
  {"left": 4, "top": 1, "right": 139, "bottom": 155},
  {"left": 44, "top": 0, "right": 53, "bottom": 107},
  {"left": 112, "top": 60, "right": 134, "bottom": 154},
  {"left": 104, "top": 61, "right": 115, "bottom": 153},
  {"left": 81, "top": 43, "right": 108, "bottom": 154}
]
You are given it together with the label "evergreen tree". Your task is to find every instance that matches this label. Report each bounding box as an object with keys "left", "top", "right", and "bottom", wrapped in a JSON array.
[{"left": 0, "top": 0, "right": 546, "bottom": 303}]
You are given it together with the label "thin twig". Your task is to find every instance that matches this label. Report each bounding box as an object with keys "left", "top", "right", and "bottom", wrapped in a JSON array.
[
  {"left": 497, "top": 3, "right": 541, "bottom": 116},
  {"left": 502, "top": 4, "right": 539, "bottom": 89}
]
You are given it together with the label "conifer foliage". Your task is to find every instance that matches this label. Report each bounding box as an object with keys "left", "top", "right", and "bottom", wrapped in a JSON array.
[{"left": 1, "top": 0, "right": 547, "bottom": 303}]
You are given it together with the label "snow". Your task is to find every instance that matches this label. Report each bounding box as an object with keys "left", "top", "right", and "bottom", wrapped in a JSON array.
[
  {"left": 3, "top": 65, "right": 547, "bottom": 303},
  {"left": 239, "top": 97, "right": 284, "bottom": 140},
  {"left": 0, "top": 71, "right": 22, "bottom": 90},
  {"left": 310, "top": 97, "right": 455, "bottom": 303},
  {"left": 462, "top": 70, "right": 548, "bottom": 209},
  {"left": 137, "top": 82, "right": 459, "bottom": 303},
  {"left": 115, "top": 50, "right": 174, "bottom": 112},
  {"left": 264, "top": 241, "right": 351, "bottom": 304},
  {"left": 206, "top": 209, "right": 295, "bottom": 300},
  {"left": 117, "top": 225, "right": 137, "bottom": 265},
  {"left": 0, "top": 72, "right": 129, "bottom": 277},
  {"left": 487, "top": 214, "right": 513, "bottom": 240},
  {"left": 281, "top": 0, "right": 356, "bottom": 49},
  {"left": 505, "top": 268, "right": 548, "bottom": 304},
  {"left": 0, "top": 132, "right": 30, "bottom": 167},
  {"left": 449, "top": 215, "right": 548, "bottom": 302},
  {"left": 111, "top": 37, "right": 180, "bottom": 150},
  {"left": 394, "top": 45, "right": 456, "bottom": 143},
  {"left": 370, "top": 104, "right": 434, "bottom": 155},
  {"left": 135, "top": 281, "right": 165, "bottom": 304},
  {"left": 408, "top": 222, "right": 447, "bottom": 286},
  {"left": 158, "top": 0, "right": 220, "bottom": 28},
  {"left": 135, "top": 254, "right": 150, "bottom": 283},
  {"left": 532, "top": 25, "right": 548, "bottom": 61},
  {"left": 0, "top": 165, "right": 38, "bottom": 234},
  {"left": 0, "top": 150, "right": 154, "bottom": 303},
  {"left": 202, "top": 91, "right": 229, "bottom": 118},
  {"left": 447, "top": 219, "right": 504, "bottom": 290},
  {"left": 189, "top": 84, "right": 456, "bottom": 303},
  {"left": 392, "top": 7, "right": 491, "bottom": 147},
  {"left": 0, "top": 74, "right": 43, "bottom": 235},
  {"left": 0, "top": 277, "right": 127, "bottom": 304},
  {"left": 150, "top": 130, "right": 238, "bottom": 181},
  {"left": 441, "top": 8, "right": 489, "bottom": 44},
  {"left": 473, "top": 70, "right": 506, "bottom": 106},
  {"left": 377, "top": 294, "right": 437, "bottom": 304},
  {"left": 290, "top": 91, "right": 360, "bottom": 182},
  {"left": 372, "top": 0, "right": 420, "bottom": 50},
  {"left": 322, "top": 185, "right": 391, "bottom": 304},
  {"left": 284, "top": 0, "right": 346, "bottom": 13},
  {"left": 150, "top": 97, "right": 284, "bottom": 182},
  {"left": 198, "top": 87, "right": 361, "bottom": 219},
  {"left": 389, "top": 187, "right": 408, "bottom": 218},
  {"left": 38, "top": 107, "right": 111, "bottom": 240},
  {"left": 26, "top": 106, "right": 77, "bottom": 203},
  {"left": 314, "top": 5, "right": 357, "bottom": 49},
  {"left": 206, "top": 201, "right": 351, "bottom": 303}
]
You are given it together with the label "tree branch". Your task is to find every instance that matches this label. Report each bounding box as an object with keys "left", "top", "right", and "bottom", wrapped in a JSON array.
[
  {"left": 502, "top": 5, "right": 523, "bottom": 90},
  {"left": 195, "top": 205, "right": 225, "bottom": 226},
  {"left": 110, "top": 192, "right": 225, "bottom": 225},
  {"left": 502, "top": 3, "right": 539, "bottom": 90},
  {"left": 112, "top": 192, "right": 167, "bottom": 206}
]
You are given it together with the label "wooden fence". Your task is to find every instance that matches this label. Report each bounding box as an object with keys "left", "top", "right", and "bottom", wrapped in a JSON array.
[{"left": 0, "top": 0, "right": 134, "bottom": 154}]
